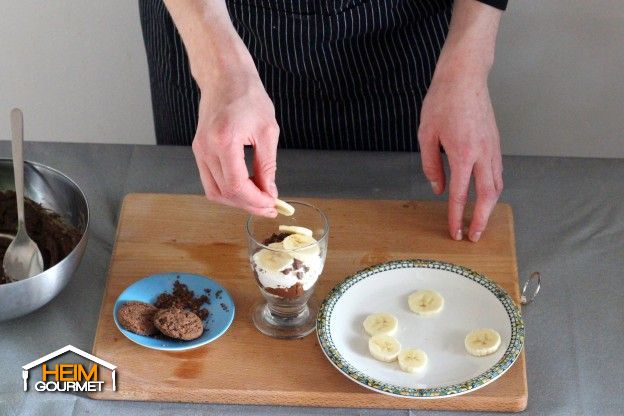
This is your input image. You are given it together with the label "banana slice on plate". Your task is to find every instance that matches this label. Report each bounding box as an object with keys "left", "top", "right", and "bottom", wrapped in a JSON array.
[
  {"left": 368, "top": 334, "right": 401, "bottom": 362},
  {"left": 274, "top": 199, "right": 295, "bottom": 216},
  {"left": 362, "top": 313, "right": 398, "bottom": 336},
  {"left": 464, "top": 328, "right": 501, "bottom": 357},
  {"left": 252, "top": 247, "right": 293, "bottom": 272},
  {"left": 398, "top": 348, "right": 428, "bottom": 373},
  {"left": 408, "top": 289, "right": 444, "bottom": 315},
  {"left": 278, "top": 225, "right": 313, "bottom": 237},
  {"left": 282, "top": 233, "right": 320, "bottom": 262}
]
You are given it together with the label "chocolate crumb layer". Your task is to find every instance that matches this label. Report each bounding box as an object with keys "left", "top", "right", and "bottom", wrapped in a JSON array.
[
  {"left": 265, "top": 283, "right": 305, "bottom": 298},
  {"left": 262, "top": 232, "right": 290, "bottom": 246}
]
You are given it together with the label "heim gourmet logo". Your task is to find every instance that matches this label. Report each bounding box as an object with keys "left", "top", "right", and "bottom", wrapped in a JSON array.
[{"left": 22, "top": 345, "right": 117, "bottom": 392}]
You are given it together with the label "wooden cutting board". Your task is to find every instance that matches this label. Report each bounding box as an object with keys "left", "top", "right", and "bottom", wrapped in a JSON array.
[{"left": 91, "top": 193, "right": 527, "bottom": 411}]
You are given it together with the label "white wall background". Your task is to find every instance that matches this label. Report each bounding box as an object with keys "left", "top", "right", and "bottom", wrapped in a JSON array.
[
  {"left": 0, "top": 1, "right": 155, "bottom": 145},
  {"left": 0, "top": 1, "right": 623, "bottom": 157}
]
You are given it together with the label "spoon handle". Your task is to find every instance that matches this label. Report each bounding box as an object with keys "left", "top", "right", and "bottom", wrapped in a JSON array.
[{"left": 10, "top": 108, "right": 25, "bottom": 228}]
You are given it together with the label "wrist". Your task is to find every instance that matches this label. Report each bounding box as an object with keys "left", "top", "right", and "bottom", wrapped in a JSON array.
[
  {"left": 187, "top": 26, "right": 258, "bottom": 90},
  {"left": 192, "top": 48, "right": 259, "bottom": 91},
  {"left": 433, "top": 0, "right": 501, "bottom": 84},
  {"left": 432, "top": 46, "right": 492, "bottom": 84}
]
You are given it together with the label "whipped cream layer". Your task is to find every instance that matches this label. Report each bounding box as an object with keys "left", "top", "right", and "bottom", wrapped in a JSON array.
[{"left": 252, "top": 251, "right": 323, "bottom": 292}]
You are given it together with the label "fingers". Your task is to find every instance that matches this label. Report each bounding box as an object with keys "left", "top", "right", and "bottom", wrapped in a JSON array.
[
  {"left": 418, "top": 130, "right": 446, "bottom": 195},
  {"left": 193, "top": 138, "right": 277, "bottom": 218},
  {"left": 196, "top": 156, "right": 276, "bottom": 217},
  {"left": 252, "top": 122, "right": 280, "bottom": 198},
  {"left": 447, "top": 158, "right": 472, "bottom": 241},
  {"left": 215, "top": 143, "right": 277, "bottom": 212},
  {"left": 468, "top": 159, "right": 501, "bottom": 242}
]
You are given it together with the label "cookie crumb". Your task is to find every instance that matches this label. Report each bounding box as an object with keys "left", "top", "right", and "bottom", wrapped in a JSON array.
[{"left": 154, "top": 280, "right": 209, "bottom": 320}]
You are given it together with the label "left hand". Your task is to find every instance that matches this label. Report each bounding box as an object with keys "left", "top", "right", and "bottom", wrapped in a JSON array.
[{"left": 418, "top": 71, "right": 503, "bottom": 242}]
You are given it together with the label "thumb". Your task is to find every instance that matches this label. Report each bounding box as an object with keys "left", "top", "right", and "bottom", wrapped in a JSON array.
[{"left": 252, "top": 124, "right": 279, "bottom": 198}]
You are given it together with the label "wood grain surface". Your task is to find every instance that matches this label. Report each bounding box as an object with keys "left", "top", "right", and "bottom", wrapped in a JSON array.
[{"left": 91, "top": 193, "right": 527, "bottom": 411}]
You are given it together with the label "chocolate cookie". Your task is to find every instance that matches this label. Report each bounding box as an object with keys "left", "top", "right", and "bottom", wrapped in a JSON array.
[
  {"left": 117, "top": 301, "right": 158, "bottom": 336},
  {"left": 154, "top": 308, "right": 204, "bottom": 340}
]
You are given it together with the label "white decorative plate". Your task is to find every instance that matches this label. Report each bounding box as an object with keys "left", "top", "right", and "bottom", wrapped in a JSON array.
[{"left": 317, "top": 260, "right": 524, "bottom": 398}]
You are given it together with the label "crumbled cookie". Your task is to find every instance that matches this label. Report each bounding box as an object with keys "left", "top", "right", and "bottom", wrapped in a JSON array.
[
  {"left": 153, "top": 308, "right": 204, "bottom": 340},
  {"left": 154, "top": 279, "right": 209, "bottom": 319},
  {"left": 117, "top": 301, "right": 158, "bottom": 336}
]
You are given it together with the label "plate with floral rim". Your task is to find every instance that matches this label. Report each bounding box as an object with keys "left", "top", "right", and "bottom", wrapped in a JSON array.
[{"left": 316, "top": 259, "right": 524, "bottom": 398}]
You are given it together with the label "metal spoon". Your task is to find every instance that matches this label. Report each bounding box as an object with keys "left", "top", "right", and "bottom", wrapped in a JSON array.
[{"left": 3, "top": 109, "right": 44, "bottom": 281}]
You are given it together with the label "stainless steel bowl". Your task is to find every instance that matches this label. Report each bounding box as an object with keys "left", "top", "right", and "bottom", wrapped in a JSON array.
[{"left": 0, "top": 159, "right": 88, "bottom": 321}]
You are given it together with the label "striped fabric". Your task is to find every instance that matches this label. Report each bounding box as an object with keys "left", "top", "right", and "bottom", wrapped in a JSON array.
[
  {"left": 140, "top": 0, "right": 201, "bottom": 146},
  {"left": 140, "top": 0, "right": 455, "bottom": 150}
]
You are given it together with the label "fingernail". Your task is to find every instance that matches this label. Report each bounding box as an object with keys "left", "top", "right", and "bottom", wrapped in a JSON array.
[
  {"left": 454, "top": 229, "right": 463, "bottom": 241},
  {"left": 430, "top": 181, "right": 440, "bottom": 194},
  {"left": 471, "top": 232, "right": 482, "bottom": 242}
]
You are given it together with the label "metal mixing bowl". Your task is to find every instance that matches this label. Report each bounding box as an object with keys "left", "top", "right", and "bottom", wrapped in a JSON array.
[{"left": 0, "top": 159, "right": 88, "bottom": 321}]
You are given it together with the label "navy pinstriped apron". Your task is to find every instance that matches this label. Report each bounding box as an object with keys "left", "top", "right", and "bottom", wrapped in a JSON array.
[{"left": 139, "top": 0, "right": 454, "bottom": 150}]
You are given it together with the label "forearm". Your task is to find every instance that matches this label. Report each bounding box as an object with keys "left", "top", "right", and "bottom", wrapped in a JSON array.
[
  {"left": 434, "top": 0, "right": 502, "bottom": 82},
  {"left": 163, "top": 0, "right": 256, "bottom": 87}
]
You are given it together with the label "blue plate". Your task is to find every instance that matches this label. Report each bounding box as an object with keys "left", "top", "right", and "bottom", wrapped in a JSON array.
[{"left": 113, "top": 272, "right": 235, "bottom": 351}]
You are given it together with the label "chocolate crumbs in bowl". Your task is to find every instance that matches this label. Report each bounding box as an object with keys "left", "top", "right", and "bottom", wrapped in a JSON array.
[{"left": 0, "top": 190, "right": 82, "bottom": 284}]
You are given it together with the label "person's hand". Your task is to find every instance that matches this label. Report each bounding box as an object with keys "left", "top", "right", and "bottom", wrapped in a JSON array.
[
  {"left": 192, "top": 71, "right": 279, "bottom": 217},
  {"left": 418, "top": 71, "right": 503, "bottom": 242}
]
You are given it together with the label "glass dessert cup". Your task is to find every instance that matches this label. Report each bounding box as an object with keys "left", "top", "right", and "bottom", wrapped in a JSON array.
[{"left": 246, "top": 201, "right": 329, "bottom": 339}]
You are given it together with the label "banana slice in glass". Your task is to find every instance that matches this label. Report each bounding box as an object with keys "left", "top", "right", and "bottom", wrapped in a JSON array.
[
  {"left": 252, "top": 247, "right": 292, "bottom": 272},
  {"left": 278, "top": 224, "right": 313, "bottom": 237},
  {"left": 282, "top": 233, "right": 320, "bottom": 262}
]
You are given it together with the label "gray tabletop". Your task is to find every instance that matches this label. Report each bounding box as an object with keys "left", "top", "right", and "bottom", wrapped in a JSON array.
[{"left": 1, "top": 142, "right": 622, "bottom": 416}]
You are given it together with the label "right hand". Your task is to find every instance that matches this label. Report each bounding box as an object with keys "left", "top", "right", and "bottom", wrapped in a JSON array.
[{"left": 192, "top": 72, "right": 280, "bottom": 217}]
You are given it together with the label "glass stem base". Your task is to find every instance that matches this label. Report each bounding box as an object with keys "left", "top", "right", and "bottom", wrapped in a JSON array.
[{"left": 251, "top": 298, "right": 318, "bottom": 339}]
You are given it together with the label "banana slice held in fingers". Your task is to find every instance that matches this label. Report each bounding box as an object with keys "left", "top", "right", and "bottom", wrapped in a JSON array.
[
  {"left": 408, "top": 289, "right": 444, "bottom": 316},
  {"left": 274, "top": 199, "right": 295, "bottom": 216},
  {"left": 368, "top": 334, "right": 401, "bottom": 362},
  {"left": 252, "top": 247, "right": 293, "bottom": 272},
  {"left": 363, "top": 313, "right": 398, "bottom": 336},
  {"left": 398, "top": 348, "right": 428, "bottom": 373},
  {"left": 282, "top": 233, "right": 320, "bottom": 262},
  {"left": 278, "top": 224, "right": 313, "bottom": 237},
  {"left": 464, "top": 328, "right": 501, "bottom": 357}
]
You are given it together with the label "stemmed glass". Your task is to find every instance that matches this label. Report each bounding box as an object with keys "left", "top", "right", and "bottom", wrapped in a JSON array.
[{"left": 246, "top": 201, "right": 329, "bottom": 339}]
